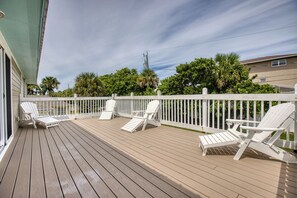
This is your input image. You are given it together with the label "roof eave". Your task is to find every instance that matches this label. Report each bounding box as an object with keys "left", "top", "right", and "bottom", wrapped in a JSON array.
[
  {"left": 34, "top": 0, "right": 49, "bottom": 84},
  {"left": 241, "top": 54, "right": 297, "bottom": 65}
]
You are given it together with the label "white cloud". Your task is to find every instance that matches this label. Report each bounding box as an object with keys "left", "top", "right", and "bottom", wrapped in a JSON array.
[{"left": 39, "top": 0, "right": 297, "bottom": 90}]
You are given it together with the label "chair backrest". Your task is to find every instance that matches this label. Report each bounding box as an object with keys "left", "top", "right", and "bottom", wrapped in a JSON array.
[
  {"left": 20, "top": 102, "right": 40, "bottom": 118},
  {"left": 105, "top": 99, "right": 116, "bottom": 112},
  {"left": 145, "top": 100, "right": 160, "bottom": 120},
  {"left": 253, "top": 103, "right": 295, "bottom": 142}
]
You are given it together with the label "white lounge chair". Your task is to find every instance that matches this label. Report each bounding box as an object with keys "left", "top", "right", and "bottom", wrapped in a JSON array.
[
  {"left": 20, "top": 102, "right": 60, "bottom": 129},
  {"left": 199, "top": 103, "right": 297, "bottom": 163},
  {"left": 121, "top": 100, "right": 161, "bottom": 133},
  {"left": 99, "top": 99, "right": 116, "bottom": 120}
]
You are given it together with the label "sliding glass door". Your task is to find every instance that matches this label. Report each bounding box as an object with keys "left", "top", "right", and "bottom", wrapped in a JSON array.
[
  {"left": 0, "top": 47, "right": 12, "bottom": 154},
  {"left": 0, "top": 47, "right": 4, "bottom": 151}
]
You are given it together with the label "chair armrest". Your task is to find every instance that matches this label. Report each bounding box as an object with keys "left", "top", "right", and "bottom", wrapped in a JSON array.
[
  {"left": 22, "top": 112, "right": 33, "bottom": 120},
  {"left": 132, "top": 110, "right": 145, "bottom": 116},
  {"left": 132, "top": 110, "right": 145, "bottom": 113},
  {"left": 240, "top": 125, "right": 284, "bottom": 132},
  {"left": 226, "top": 119, "right": 260, "bottom": 124},
  {"left": 145, "top": 111, "right": 155, "bottom": 114},
  {"left": 133, "top": 116, "right": 146, "bottom": 119}
]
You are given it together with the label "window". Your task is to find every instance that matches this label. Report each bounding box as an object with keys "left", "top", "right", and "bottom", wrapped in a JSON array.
[{"left": 271, "top": 59, "right": 287, "bottom": 67}]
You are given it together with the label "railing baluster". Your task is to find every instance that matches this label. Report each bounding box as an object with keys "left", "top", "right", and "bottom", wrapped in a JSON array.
[
  {"left": 207, "top": 100, "right": 210, "bottom": 128},
  {"left": 233, "top": 100, "right": 237, "bottom": 120},
  {"left": 199, "top": 99, "right": 201, "bottom": 126},
  {"left": 222, "top": 100, "right": 225, "bottom": 130},
  {"left": 261, "top": 101, "right": 264, "bottom": 119},
  {"left": 240, "top": 100, "right": 243, "bottom": 132},
  {"left": 212, "top": 100, "right": 215, "bottom": 128},
  {"left": 253, "top": 101, "right": 257, "bottom": 126},
  {"left": 217, "top": 100, "right": 220, "bottom": 129},
  {"left": 194, "top": 100, "right": 197, "bottom": 126}
]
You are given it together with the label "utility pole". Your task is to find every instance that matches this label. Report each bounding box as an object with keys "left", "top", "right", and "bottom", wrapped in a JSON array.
[{"left": 143, "top": 51, "right": 149, "bottom": 69}]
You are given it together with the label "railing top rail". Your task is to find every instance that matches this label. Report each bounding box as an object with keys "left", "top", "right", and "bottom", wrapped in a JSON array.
[
  {"left": 114, "top": 94, "right": 296, "bottom": 101},
  {"left": 21, "top": 96, "right": 111, "bottom": 102},
  {"left": 21, "top": 94, "right": 296, "bottom": 102},
  {"left": 115, "top": 96, "right": 158, "bottom": 100}
]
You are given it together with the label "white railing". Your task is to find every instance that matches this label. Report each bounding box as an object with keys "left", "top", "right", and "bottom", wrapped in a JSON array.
[
  {"left": 21, "top": 96, "right": 111, "bottom": 119},
  {"left": 21, "top": 87, "right": 297, "bottom": 149},
  {"left": 114, "top": 89, "right": 296, "bottom": 149}
]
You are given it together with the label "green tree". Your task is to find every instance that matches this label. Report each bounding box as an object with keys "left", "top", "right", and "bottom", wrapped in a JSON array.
[
  {"left": 74, "top": 72, "right": 104, "bottom": 97},
  {"left": 27, "top": 84, "right": 41, "bottom": 95},
  {"left": 213, "top": 53, "right": 250, "bottom": 93},
  {"left": 229, "top": 78, "right": 278, "bottom": 94},
  {"left": 158, "top": 53, "right": 277, "bottom": 95},
  {"left": 51, "top": 88, "right": 74, "bottom": 97},
  {"left": 137, "top": 68, "right": 159, "bottom": 90},
  {"left": 158, "top": 57, "right": 215, "bottom": 95},
  {"left": 40, "top": 76, "right": 60, "bottom": 95},
  {"left": 99, "top": 68, "right": 140, "bottom": 96}
]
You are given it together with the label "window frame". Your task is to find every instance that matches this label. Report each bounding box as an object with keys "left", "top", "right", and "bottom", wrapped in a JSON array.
[{"left": 271, "top": 59, "right": 287, "bottom": 67}]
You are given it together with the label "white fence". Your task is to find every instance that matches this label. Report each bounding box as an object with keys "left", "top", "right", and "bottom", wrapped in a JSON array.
[
  {"left": 21, "top": 96, "right": 111, "bottom": 119},
  {"left": 21, "top": 88, "right": 297, "bottom": 149}
]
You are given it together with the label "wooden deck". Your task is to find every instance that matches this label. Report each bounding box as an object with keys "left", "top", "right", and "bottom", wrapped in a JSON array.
[
  {"left": 73, "top": 118, "right": 297, "bottom": 198},
  {"left": 0, "top": 120, "right": 197, "bottom": 198},
  {"left": 0, "top": 118, "right": 296, "bottom": 198}
]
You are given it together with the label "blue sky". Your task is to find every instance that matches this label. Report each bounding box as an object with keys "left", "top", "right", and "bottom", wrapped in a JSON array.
[{"left": 39, "top": 0, "right": 297, "bottom": 90}]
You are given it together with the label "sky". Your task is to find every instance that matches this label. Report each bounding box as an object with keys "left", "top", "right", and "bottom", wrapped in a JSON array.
[{"left": 39, "top": 0, "right": 297, "bottom": 90}]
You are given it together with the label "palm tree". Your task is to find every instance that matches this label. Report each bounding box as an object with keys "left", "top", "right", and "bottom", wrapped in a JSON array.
[
  {"left": 27, "top": 84, "right": 41, "bottom": 95},
  {"left": 73, "top": 72, "right": 104, "bottom": 97},
  {"left": 214, "top": 53, "right": 248, "bottom": 92},
  {"left": 40, "top": 76, "right": 60, "bottom": 95},
  {"left": 137, "top": 68, "right": 159, "bottom": 89}
]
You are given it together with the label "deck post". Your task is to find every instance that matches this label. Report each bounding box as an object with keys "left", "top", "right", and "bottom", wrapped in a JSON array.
[
  {"left": 130, "top": 92, "right": 134, "bottom": 117},
  {"left": 294, "top": 84, "right": 297, "bottom": 153},
  {"left": 157, "top": 90, "right": 162, "bottom": 121},
  {"left": 74, "top": 93, "right": 77, "bottom": 119},
  {"left": 202, "top": 88, "right": 208, "bottom": 131}
]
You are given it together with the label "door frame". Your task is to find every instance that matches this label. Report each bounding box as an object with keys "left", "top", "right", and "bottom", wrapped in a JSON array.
[
  {"left": 0, "top": 47, "right": 4, "bottom": 151},
  {"left": 0, "top": 47, "right": 13, "bottom": 155}
]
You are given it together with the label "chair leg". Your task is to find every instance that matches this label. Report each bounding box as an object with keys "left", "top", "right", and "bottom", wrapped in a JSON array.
[
  {"left": 234, "top": 139, "right": 251, "bottom": 160},
  {"left": 202, "top": 148, "right": 208, "bottom": 156},
  {"left": 142, "top": 119, "right": 148, "bottom": 131},
  {"left": 199, "top": 143, "right": 207, "bottom": 156},
  {"left": 32, "top": 120, "right": 37, "bottom": 128}
]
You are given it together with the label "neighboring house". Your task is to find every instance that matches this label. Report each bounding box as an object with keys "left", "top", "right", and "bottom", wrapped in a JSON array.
[
  {"left": 0, "top": 0, "right": 48, "bottom": 156},
  {"left": 241, "top": 54, "right": 297, "bottom": 92}
]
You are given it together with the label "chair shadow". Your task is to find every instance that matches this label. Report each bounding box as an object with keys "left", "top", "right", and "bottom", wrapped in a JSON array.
[
  {"left": 206, "top": 147, "right": 297, "bottom": 197},
  {"left": 277, "top": 153, "right": 297, "bottom": 197}
]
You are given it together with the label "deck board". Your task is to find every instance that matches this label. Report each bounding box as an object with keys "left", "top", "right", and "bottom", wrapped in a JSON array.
[
  {"left": 64, "top": 122, "right": 164, "bottom": 198},
  {"left": 63, "top": 121, "right": 194, "bottom": 198},
  {"left": 54, "top": 125, "right": 116, "bottom": 198},
  {"left": 0, "top": 120, "right": 197, "bottom": 198},
  {"left": 0, "top": 129, "right": 21, "bottom": 183},
  {"left": 0, "top": 128, "right": 27, "bottom": 198},
  {"left": 30, "top": 128, "right": 46, "bottom": 198},
  {"left": 49, "top": 127, "right": 98, "bottom": 198},
  {"left": 38, "top": 128, "right": 63, "bottom": 198},
  {"left": 13, "top": 128, "right": 33, "bottom": 197},
  {"left": 44, "top": 126, "right": 81, "bottom": 198},
  {"left": 74, "top": 117, "right": 297, "bottom": 198}
]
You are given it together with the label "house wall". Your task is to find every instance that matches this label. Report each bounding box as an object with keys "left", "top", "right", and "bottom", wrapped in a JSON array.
[
  {"left": 11, "top": 59, "right": 22, "bottom": 135},
  {"left": 0, "top": 32, "right": 24, "bottom": 136},
  {"left": 246, "top": 57, "right": 297, "bottom": 90}
]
